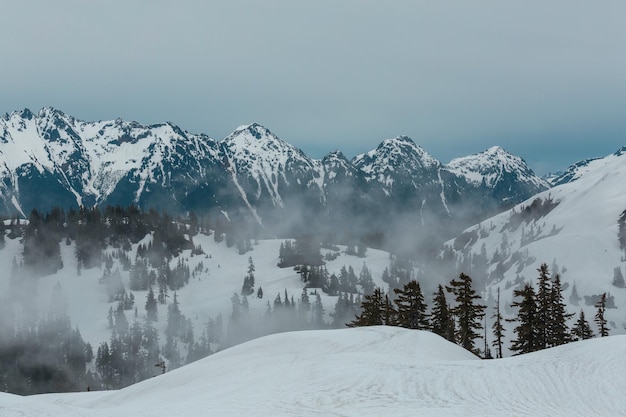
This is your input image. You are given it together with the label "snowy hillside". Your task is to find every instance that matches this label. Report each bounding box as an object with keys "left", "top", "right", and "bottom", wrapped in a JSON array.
[
  {"left": 2, "top": 326, "right": 625, "bottom": 417},
  {"left": 445, "top": 147, "right": 626, "bottom": 334},
  {"left": 0, "top": 230, "right": 392, "bottom": 355}
]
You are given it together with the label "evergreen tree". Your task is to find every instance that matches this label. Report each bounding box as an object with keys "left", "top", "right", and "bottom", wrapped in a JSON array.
[
  {"left": 535, "top": 263, "right": 552, "bottom": 350},
  {"left": 571, "top": 310, "right": 594, "bottom": 340},
  {"left": 446, "top": 273, "right": 486, "bottom": 353},
  {"left": 430, "top": 285, "right": 455, "bottom": 342},
  {"left": 393, "top": 280, "right": 429, "bottom": 329},
  {"left": 548, "top": 274, "right": 574, "bottom": 346},
  {"left": 358, "top": 264, "right": 376, "bottom": 294},
  {"left": 594, "top": 292, "right": 609, "bottom": 337},
  {"left": 145, "top": 286, "right": 158, "bottom": 322},
  {"left": 491, "top": 287, "right": 505, "bottom": 359},
  {"left": 348, "top": 287, "right": 389, "bottom": 327},
  {"left": 241, "top": 257, "right": 255, "bottom": 295},
  {"left": 509, "top": 283, "right": 538, "bottom": 355}
]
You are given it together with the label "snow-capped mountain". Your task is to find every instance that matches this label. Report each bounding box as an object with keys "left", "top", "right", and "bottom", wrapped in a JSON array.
[
  {"left": 0, "top": 107, "right": 229, "bottom": 216},
  {"left": 0, "top": 107, "right": 549, "bottom": 243},
  {"left": 351, "top": 136, "right": 452, "bottom": 221},
  {"left": 446, "top": 146, "right": 550, "bottom": 204},
  {"left": 444, "top": 147, "right": 626, "bottom": 331}
]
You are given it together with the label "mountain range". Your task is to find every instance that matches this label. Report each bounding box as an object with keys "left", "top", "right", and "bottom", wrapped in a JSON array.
[{"left": 0, "top": 107, "right": 548, "bottom": 245}]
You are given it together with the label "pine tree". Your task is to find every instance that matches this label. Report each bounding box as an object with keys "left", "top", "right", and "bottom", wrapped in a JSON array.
[
  {"left": 509, "top": 283, "right": 538, "bottom": 355},
  {"left": 145, "top": 286, "right": 158, "bottom": 322},
  {"left": 430, "top": 285, "right": 454, "bottom": 342},
  {"left": 393, "top": 280, "right": 429, "bottom": 329},
  {"left": 548, "top": 274, "right": 574, "bottom": 346},
  {"left": 594, "top": 292, "right": 609, "bottom": 337},
  {"left": 446, "top": 273, "right": 486, "bottom": 353},
  {"left": 358, "top": 264, "right": 375, "bottom": 295},
  {"left": 535, "top": 263, "right": 552, "bottom": 349},
  {"left": 491, "top": 287, "right": 505, "bottom": 359},
  {"left": 348, "top": 287, "right": 389, "bottom": 327},
  {"left": 571, "top": 310, "right": 594, "bottom": 340}
]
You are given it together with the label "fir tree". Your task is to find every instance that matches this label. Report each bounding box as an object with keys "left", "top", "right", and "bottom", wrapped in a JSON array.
[
  {"left": 446, "top": 273, "right": 486, "bottom": 353},
  {"left": 145, "top": 286, "right": 158, "bottom": 322},
  {"left": 594, "top": 292, "right": 609, "bottom": 337},
  {"left": 509, "top": 283, "right": 538, "bottom": 355},
  {"left": 348, "top": 287, "right": 389, "bottom": 327},
  {"left": 535, "top": 263, "right": 552, "bottom": 350},
  {"left": 393, "top": 280, "right": 429, "bottom": 329},
  {"left": 571, "top": 310, "right": 594, "bottom": 340},
  {"left": 548, "top": 274, "right": 574, "bottom": 346},
  {"left": 358, "top": 264, "right": 376, "bottom": 295},
  {"left": 491, "top": 287, "right": 505, "bottom": 359},
  {"left": 430, "top": 285, "right": 455, "bottom": 342}
]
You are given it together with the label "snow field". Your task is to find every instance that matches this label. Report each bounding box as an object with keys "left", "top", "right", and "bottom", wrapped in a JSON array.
[{"left": 2, "top": 327, "right": 625, "bottom": 417}]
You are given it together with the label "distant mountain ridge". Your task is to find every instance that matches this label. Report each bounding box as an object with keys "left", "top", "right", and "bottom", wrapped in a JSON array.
[{"left": 0, "top": 107, "right": 548, "bottom": 243}]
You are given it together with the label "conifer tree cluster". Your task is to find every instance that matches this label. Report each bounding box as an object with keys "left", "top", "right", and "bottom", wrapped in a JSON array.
[
  {"left": 348, "top": 274, "right": 486, "bottom": 355},
  {"left": 508, "top": 264, "right": 578, "bottom": 355}
]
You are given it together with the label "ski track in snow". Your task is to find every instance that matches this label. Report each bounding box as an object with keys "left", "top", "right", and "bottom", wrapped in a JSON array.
[{"left": 1, "top": 328, "right": 625, "bottom": 417}]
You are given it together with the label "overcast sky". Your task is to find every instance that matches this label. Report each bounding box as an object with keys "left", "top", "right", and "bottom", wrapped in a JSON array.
[{"left": 2, "top": 1, "right": 625, "bottom": 174}]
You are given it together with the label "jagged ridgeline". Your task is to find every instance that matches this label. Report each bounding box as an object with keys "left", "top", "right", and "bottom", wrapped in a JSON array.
[{"left": 0, "top": 107, "right": 548, "bottom": 253}]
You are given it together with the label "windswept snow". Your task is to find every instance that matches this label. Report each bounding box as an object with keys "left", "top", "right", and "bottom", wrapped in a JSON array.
[{"left": 2, "top": 327, "right": 625, "bottom": 417}]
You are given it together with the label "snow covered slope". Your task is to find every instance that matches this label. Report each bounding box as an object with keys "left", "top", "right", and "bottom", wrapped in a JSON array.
[
  {"left": 0, "top": 231, "right": 393, "bottom": 352},
  {"left": 2, "top": 327, "right": 625, "bottom": 417},
  {"left": 446, "top": 147, "right": 626, "bottom": 333}
]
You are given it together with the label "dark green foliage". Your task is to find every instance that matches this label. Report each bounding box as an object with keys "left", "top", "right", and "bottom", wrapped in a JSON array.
[
  {"left": 571, "top": 310, "right": 594, "bottom": 340},
  {"left": 594, "top": 293, "right": 609, "bottom": 337},
  {"left": 348, "top": 288, "right": 395, "bottom": 327},
  {"left": 446, "top": 273, "right": 486, "bottom": 353},
  {"left": 509, "top": 283, "right": 539, "bottom": 355},
  {"left": 548, "top": 274, "right": 574, "bottom": 346},
  {"left": 393, "top": 280, "right": 429, "bottom": 330},
  {"left": 241, "top": 257, "right": 255, "bottom": 295},
  {"left": 535, "top": 263, "right": 552, "bottom": 349},
  {"left": 430, "top": 285, "right": 455, "bottom": 342}
]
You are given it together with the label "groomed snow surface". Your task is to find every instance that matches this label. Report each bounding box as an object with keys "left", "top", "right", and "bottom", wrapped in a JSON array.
[{"left": 2, "top": 326, "right": 625, "bottom": 417}]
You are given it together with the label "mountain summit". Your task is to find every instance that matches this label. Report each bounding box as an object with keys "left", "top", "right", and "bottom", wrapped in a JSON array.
[{"left": 0, "top": 107, "right": 548, "bottom": 244}]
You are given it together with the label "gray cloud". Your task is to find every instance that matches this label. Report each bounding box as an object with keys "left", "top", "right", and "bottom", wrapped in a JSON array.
[{"left": 2, "top": 1, "right": 625, "bottom": 173}]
